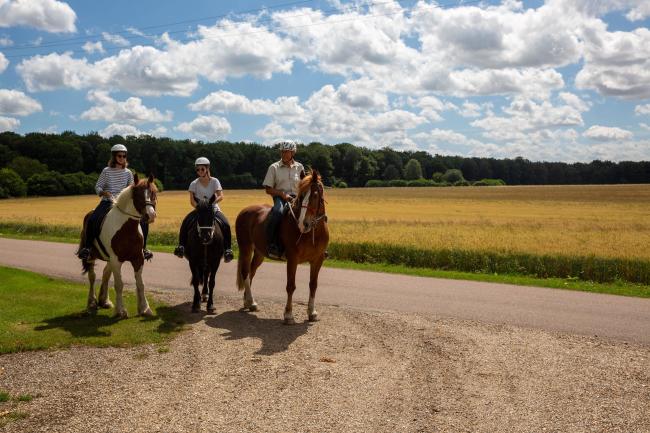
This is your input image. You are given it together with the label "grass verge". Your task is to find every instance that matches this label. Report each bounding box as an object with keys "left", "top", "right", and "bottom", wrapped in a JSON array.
[
  {"left": 1, "top": 222, "right": 649, "bottom": 298},
  {"left": 0, "top": 266, "right": 186, "bottom": 354}
]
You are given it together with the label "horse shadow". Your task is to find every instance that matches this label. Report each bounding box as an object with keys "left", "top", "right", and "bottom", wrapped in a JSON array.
[
  {"left": 34, "top": 304, "right": 187, "bottom": 338},
  {"left": 204, "top": 310, "right": 310, "bottom": 356}
]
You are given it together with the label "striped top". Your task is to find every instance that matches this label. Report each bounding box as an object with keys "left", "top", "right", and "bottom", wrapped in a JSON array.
[{"left": 95, "top": 167, "right": 134, "bottom": 201}]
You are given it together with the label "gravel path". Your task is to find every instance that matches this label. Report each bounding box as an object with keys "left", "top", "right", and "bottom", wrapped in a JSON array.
[{"left": 2, "top": 291, "right": 649, "bottom": 433}]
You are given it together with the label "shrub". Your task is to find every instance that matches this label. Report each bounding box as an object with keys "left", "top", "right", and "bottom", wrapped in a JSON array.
[
  {"left": 388, "top": 179, "right": 408, "bottom": 187},
  {"left": 60, "top": 172, "right": 98, "bottom": 195},
  {"left": 454, "top": 180, "right": 471, "bottom": 186},
  {"left": 442, "top": 169, "right": 464, "bottom": 183},
  {"left": 481, "top": 178, "right": 506, "bottom": 186},
  {"left": 335, "top": 181, "right": 348, "bottom": 188},
  {"left": 472, "top": 180, "right": 488, "bottom": 186},
  {"left": 407, "top": 178, "right": 433, "bottom": 187},
  {"left": 365, "top": 179, "right": 386, "bottom": 187},
  {"left": 27, "top": 171, "right": 65, "bottom": 196},
  {"left": 0, "top": 168, "right": 28, "bottom": 197}
]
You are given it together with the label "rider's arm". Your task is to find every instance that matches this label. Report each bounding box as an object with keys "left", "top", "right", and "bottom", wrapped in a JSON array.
[
  {"left": 189, "top": 191, "right": 197, "bottom": 208},
  {"left": 215, "top": 190, "right": 224, "bottom": 203},
  {"left": 265, "top": 186, "right": 290, "bottom": 201}
]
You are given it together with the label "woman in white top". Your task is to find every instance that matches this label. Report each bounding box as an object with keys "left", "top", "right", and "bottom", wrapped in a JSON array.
[{"left": 174, "top": 157, "right": 233, "bottom": 263}]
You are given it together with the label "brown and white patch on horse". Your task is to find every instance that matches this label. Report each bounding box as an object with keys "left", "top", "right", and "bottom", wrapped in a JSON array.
[
  {"left": 132, "top": 177, "right": 158, "bottom": 214},
  {"left": 111, "top": 218, "right": 144, "bottom": 271}
]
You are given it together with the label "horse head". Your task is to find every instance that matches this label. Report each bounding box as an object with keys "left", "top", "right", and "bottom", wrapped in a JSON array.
[
  {"left": 195, "top": 194, "right": 216, "bottom": 245},
  {"left": 132, "top": 173, "right": 158, "bottom": 224},
  {"left": 295, "top": 169, "right": 326, "bottom": 234}
]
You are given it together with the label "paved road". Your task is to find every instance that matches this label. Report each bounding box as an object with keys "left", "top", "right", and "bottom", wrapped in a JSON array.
[{"left": 1, "top": 237, "right": 649, "bottom": 344}]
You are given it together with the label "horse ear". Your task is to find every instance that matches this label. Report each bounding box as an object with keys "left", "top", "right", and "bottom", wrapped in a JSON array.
[
  {"left": 133, "top": 172, "right": 139, "bottom": 184},
  {"left": 148, "top": 173, "right": 155, "bottom": 184},
  {"left": 311, "top": 168, "right": 320, "bottom": 182}
]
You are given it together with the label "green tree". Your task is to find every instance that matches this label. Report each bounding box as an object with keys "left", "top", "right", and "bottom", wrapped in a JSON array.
[
  {"left": 404, "top": 158, "right": 423, "bottom": 180},
  {"left": 442, "top": 168, "right": 464, "bottom": 183},
  {"left": 0, "top": 168, "right": 27, "bottom": 197},
  {"left": 8, "top": 156, "right": 48, "bottom": 180},
  {"left": 383, "top": 164, "right": 401, "bottom": 180}
]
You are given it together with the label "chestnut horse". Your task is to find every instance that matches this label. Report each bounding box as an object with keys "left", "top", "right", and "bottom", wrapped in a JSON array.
[
  {"left": 77, "top": 174, "right": 158, "bottom": 318},
  {"left": 235, "top": 170, "right": 329, "bottom": 324}
]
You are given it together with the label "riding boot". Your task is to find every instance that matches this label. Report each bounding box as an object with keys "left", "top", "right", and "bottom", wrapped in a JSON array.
[
  {"left": 175, "top": 211, "right": 195, "bottom": 258},
  {"left": 141, "top": 221, "right": 153, "bottom": 261},
  {"left": 215, "top": 211, "right": 234, "bottom": 263}
]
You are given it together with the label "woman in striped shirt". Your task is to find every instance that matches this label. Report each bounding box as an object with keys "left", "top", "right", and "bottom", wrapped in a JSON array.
[{"left": 78, "top": 144, "right": 153, "bottom": 261}]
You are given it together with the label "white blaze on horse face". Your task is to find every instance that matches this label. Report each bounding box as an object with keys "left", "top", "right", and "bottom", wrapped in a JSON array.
[
  {"left": 144, "top": 189, "right": 156, "bottom": 223},
  {"left": 297, "top": 190, "right": 311, "bottom": 233}
]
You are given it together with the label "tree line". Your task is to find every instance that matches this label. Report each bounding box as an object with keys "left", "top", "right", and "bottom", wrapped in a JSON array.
[{"left": 0, "top": 131, "right": 649, "bottom": 197}]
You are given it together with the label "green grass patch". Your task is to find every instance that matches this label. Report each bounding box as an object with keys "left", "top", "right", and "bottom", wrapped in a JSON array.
[
  {"left": 0, "top": 392, "right": 9, "bottom": 403},
  {"left": 15, "top": 395, "right": 33, "bottom": 402},
  {"left": 0, "top": 266, "right": 186, "bottom": 354},
  {"left": 0, "top": 411, "right": 29, "bottom": 428},
  {"left": 325, "top": 259, "right": 650, "bottom": 298}
]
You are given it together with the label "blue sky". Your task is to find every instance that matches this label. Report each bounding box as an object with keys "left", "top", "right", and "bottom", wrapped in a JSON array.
[{"left": 1, "top": 0, "right": 649, "bottom": 162}]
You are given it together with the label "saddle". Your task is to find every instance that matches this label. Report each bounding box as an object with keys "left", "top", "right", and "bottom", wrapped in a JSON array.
[
  {"left": 87, "top": 202, "right": 113, "bottom": 258},
  {"left": 264, "top": 201, "right": 292, "bottom": 259}
]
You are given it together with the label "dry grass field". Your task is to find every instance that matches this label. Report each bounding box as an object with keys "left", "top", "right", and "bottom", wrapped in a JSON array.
[{"left": 0, "top": 184, "right": 649, "bottom": 261}]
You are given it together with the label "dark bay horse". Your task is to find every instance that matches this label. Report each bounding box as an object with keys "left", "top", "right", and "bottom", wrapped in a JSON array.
[
  {"left": 181, "top": 195, "right": 224, "bottom": 314},
  {"left": 236, "top": 170, "right": 329, "bottom": 324},
  {"left": 78, "top": 174, "right": 158, "bottom": 318}
]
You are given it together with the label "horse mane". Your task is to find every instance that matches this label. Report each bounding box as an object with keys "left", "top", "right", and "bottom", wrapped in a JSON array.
[
  {"left": 114, "top": 184, "right": 134, "bottom": 208},
  {"left": 297, "top": 170, "right": 321, "bottom": 194}
]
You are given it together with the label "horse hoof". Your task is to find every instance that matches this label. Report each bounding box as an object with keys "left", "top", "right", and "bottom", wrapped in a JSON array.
[
  {"left": 87, "top": 301, "right": 98, "bottom": 311},
  {"left": 140, "top": 308, "right": 154, "bottom": 317},
  {"left": 192, "top": 305, "right": 201, "bottom": 313},
  {"left": 116, "top": 310, "right": 128, "bottom": 319},
  {"left": 308, "top": 313, "right": 319, "bottom": 322},
  {"left": 283, "top": 317, "right": 296, "bottom": 325},
  {"left": 98, "top": 300, "right": 113, "bottom": 309},
  {"left": 247, "top": 303, "right": 258, "bottom": 312},
  {"left": 207, "top": 307, "right": 216, "bottom": 314},
  {"left": 201, "top": 295, "right": 208, "bottom": 303}
]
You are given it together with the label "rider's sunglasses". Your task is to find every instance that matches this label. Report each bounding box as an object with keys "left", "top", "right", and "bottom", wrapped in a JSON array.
[
  {"left": 115, "top": 153, "right": 127, "bottom": 159},
  {"left": 196, "top": 167, "right": 206, "bottom": 172}
]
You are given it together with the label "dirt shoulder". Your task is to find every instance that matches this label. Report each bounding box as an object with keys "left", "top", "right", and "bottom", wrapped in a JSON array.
[{"left": 1, "top": 290, "right": 649, "bottom": 433}]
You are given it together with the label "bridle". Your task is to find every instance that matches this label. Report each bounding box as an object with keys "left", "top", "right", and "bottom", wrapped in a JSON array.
[
  {"left": 116, "top": 187, "right": 156, "bottom": 220},
  {"left": 290, "top": 181, "right": 327, "bottom": 243}
]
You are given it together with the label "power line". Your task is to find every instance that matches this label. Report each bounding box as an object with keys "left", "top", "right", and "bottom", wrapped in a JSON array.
[{"left": 2, "top": 0, "right": 485, "bottom": 60}]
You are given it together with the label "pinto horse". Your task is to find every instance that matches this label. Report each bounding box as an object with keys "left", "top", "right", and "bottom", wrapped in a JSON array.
[
  {"left": 236, "top": 169, "right": 329, "bottom": 324},
  {"left": 182, "top": 195, "right": 224, "bottom": 314},
  {"left": 77, "top": 174, "right": 158, "bottom": 318}
]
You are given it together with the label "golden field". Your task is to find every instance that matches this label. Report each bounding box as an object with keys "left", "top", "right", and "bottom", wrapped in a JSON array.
[{"left": 0, "top": 184, "right": 649, "bottom": 261}]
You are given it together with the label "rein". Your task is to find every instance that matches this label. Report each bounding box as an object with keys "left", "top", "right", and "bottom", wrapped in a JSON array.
[
  {"left": 115, "top": 204, "right": 143, "bottom": 219},
  {"left": 290, "top": 186, "right": 327, "bottom": 245}
]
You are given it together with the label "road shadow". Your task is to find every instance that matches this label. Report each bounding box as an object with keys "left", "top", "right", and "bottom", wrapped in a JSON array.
[{"left": 204, "top": 310, "right": 310, "bottom": 356}]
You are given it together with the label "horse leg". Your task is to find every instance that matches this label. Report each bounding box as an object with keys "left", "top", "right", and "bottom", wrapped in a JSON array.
[
  {"left": 98, "top": 263, "right": 113, "bottom": 309},
  {"left": 206, "top": 264, "right": 217, "bottom": 314},
  {"left": 243, "top": 251, "right": 263, "bottom": 311},
  {"left": 111, "top": 259, "right": 128, "bottom": 319},
  {"left": 134, "top": 265, "right": 153, "bottom": 316},
  {"left": 86, "top": 260, "right": 97, "bottom": 311},
  {"left": 283, "top": 259, "right": 298, "bottom": 325},
  {"left": 308, "top": 258, "right": 324, "bottom": 322},
  {"left": 190, "top": 264, "right": 202, "bottom": 313}
]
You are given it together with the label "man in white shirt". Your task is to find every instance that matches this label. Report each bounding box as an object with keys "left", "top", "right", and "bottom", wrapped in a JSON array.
[{"left": 262, "top": 140, "right": 304, "bottom": 259}]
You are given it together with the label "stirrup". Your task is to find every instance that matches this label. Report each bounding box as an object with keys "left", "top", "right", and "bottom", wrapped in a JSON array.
[
  {"left": 267, "top": 245, "right": 282, "bottom": 260},
  {"left": 78, "top": 247, "right": 90, "bottom": 260},
  {"left": 224, "top": 249, "right": 234, "bottom": 263},
  {"left": 143, "top": 249, "right": 153, "bottom": 261},
  {"left": 174, "top": 245, "right": 185, "bottom": 258}
]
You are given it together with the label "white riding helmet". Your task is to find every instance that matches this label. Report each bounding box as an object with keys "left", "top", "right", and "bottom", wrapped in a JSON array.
[
  {"left": 277, "top": 140, "right": 297, "bottom": 152},
  {"left": 195, "top": 157, "right": 210, "bottom": 166},
  {"left": 111, "top": 144, "right": 127, "bottom": 153}
]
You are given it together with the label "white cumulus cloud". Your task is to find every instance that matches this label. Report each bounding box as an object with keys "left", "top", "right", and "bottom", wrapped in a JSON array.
[
  {"left": 583, "top": 125, "right": 634, "bottom": 141},
  {"left": 0, "top": 115, "right": 19, "bottom": 131},
  {"left": 82, "top": 41, "right": 104, "bottom": 54},
  {"left": 0, "top": 89, "right": 42, "bottom": 115},
  {"left": 0, "top": 52, "right": 7, "bottom": 73},
  {"left": 189, "top": 90, "right": 303, "bottom": 118},
  {"left": 102, "top": 32, "right": 130, "bottom": 47},
  {"left": 175, "top": 114, "right": 231, "bottom": 141},
  {"left": 635, "top": 104, "right": 650, "bottom": 116},
  {"left": 0, "top": 0, "right": 76, "bottom": 33},
  {"left": 81, "top": 90, "right": 172, "bottom": 124}
]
